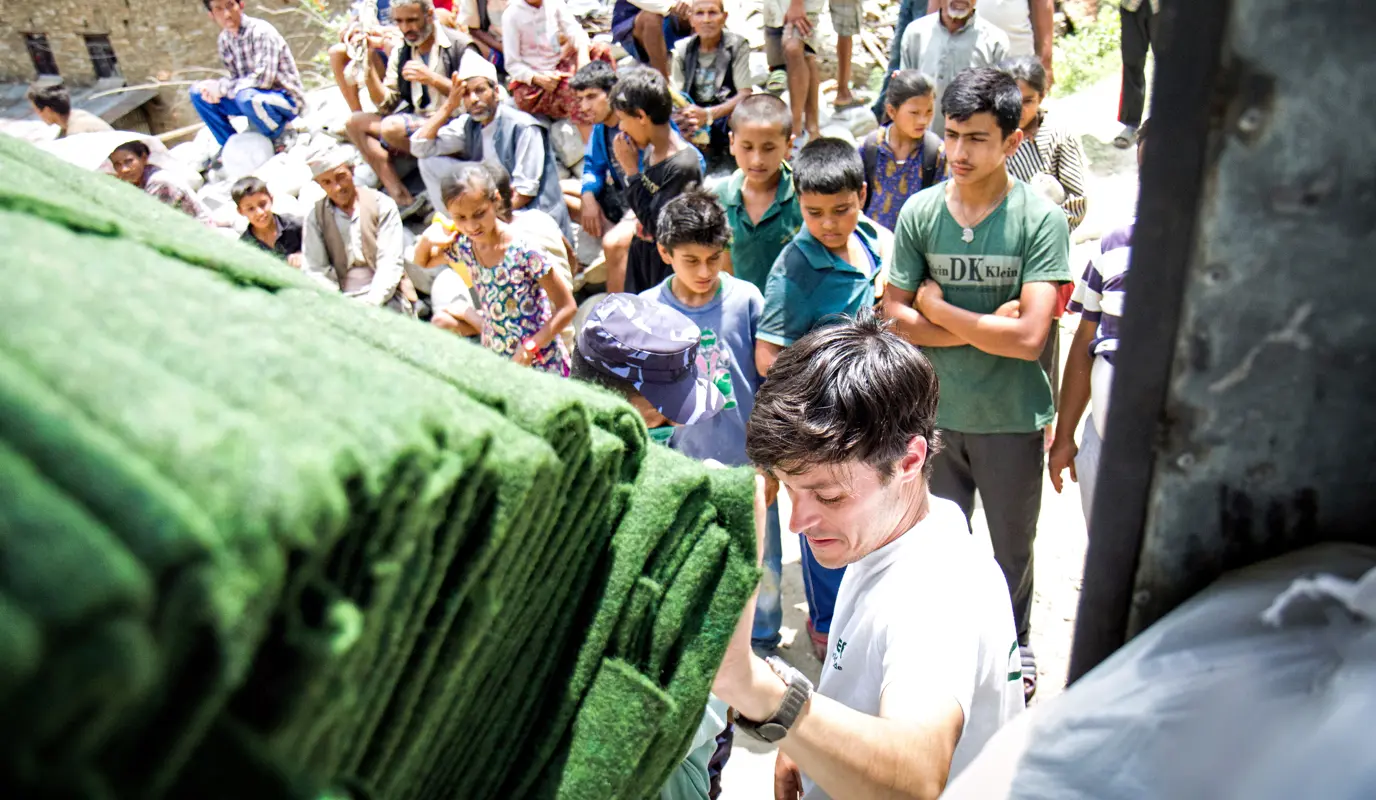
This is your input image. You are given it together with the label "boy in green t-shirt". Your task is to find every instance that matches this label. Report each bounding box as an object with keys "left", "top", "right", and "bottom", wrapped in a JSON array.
[
  {"left": 883, "top": 68, "right": 1071, "bottom": 701},
  {"left": 714, "top": 94, "right": 802, "bottom": 294}
]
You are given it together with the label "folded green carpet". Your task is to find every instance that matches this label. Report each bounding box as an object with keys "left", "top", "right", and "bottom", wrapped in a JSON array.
[{"left": 0, "top": 135, "right": 759, "bottom": 800}]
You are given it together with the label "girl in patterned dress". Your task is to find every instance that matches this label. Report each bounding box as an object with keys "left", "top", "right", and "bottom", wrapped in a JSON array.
[{"left": 426, "top": 163, "right": 576, "bottom": 375}]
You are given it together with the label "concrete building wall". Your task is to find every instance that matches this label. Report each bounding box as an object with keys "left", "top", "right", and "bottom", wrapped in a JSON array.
[{"left": 0, "top": 0, "right": 344, "bottom": 131}]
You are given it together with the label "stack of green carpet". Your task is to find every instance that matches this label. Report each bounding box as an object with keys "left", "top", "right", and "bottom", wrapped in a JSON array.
[{"left": 0, "top": 135, "right": 759, "bottom": 800}]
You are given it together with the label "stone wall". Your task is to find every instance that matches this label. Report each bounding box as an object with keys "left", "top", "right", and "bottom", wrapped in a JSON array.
[{"left": 0, "top": 0, "right": 344, "bottom": 131}]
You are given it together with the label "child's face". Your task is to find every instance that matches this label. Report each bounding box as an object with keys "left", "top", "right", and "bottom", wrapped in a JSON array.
[
  {"left": 800, "top": 190, "right": 863, "bottom": 253},
  {"left": 619, "top": 110, "right": 653, "bottom": 147},
  {"left": 445, "top": 188, "right": 499, "bottom": 240},
  {"left": 689, "top": 0, "right": 726, "bottom": 38},
  {"left": 888, "top": 94, "right": 935, "bottom": 142},
  {"left": 577, "top": 88, "right": 613, "bottom": 125},
  {"left": 1016, "top": 80, "right": 1042, "bottom": 130},
  {"left": 236, "top": 191, "right": 274, "bottom": 229},
  {"left": 729, "top": 121, "right": 791, "bottom": 183},
  {"left": 657, "top": 242, "right": 727, "bottom": 296},
  {"left": 945, "top": 111, "right": 1021, "bottom": 185}
]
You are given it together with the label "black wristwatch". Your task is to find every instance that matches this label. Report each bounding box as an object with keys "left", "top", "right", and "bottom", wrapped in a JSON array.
[{"left": 735, "top": 656, "right": 813, "bottom": 743}]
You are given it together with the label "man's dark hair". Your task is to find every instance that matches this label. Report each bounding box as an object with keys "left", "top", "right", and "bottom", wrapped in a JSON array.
[
  {"left": 570, "top": 60, "right": 618, "bottom": 94},
  {"left": 793, "top": 138, "right": 865, "bottom": 197},
  {"left": 997, "top": 56, "right": 1048, "bottom": 98},
  {"left": 27, "top": 82, "right": 71, "bottom": 116},
  {"left": 656, "top": 189, "right": 731, "bottom": 252},
  {"left": 942, "top": 67, "right": 1023, "bottom": 138},
  {"left": 112, "top": 140, "right": 151, "bottom": 160},
  {"left": 202, "top": 0, "right": 243, "bottom": 10},
  {"left": 231, "top": 176, "right": 270, "bottom": 206},
  {"left": 885, "top": 70, "right": 935, "bottom": 110},
  {"left": 610, "top": 67, "right": 673, "bottom": 125},
  {"left": 729, "top": 93, "right": 792, "bottom": 138},
  {"left": 747, "top": 313, "right": 941, "bottom": 479}
]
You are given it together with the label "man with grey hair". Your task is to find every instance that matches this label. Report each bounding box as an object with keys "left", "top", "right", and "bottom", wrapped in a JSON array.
[
  {"left": 345, "top": 0, "right": 475, "bottom": 217},
  {"left": 879, "top": 0, "right": 1009, "bottom": 132},
  {"left": 301, "top": 147, "right": 413, "bottom": 315},
  {"left": 411, "top": 49, "right": 573, "bottom": 241}
]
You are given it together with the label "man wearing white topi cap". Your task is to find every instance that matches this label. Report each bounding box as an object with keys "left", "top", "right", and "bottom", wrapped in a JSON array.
[
  {"left": 410, "top": 49, "right": 573, "bottom": 241},
  {"left": 300, "top": 145, "right": 414, "bottom": 315}
]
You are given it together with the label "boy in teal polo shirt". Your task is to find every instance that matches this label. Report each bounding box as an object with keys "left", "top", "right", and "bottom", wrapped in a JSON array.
[
  {"left": 713, "top": 93, "right": 798, "bottom": 654},
  {"left": 757, "top": 136, "right": 882, "bottom": 662},
  {"left": 883, "top": 69, "right": 1071, "bottom": 701},
  {"left": 714, "top": 94, "right": 802, "bottom": 293}
]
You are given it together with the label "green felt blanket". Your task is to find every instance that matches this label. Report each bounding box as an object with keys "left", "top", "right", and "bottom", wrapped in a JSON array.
[{"left": 0, "top": 135, "right": 759, "bottom": 800}]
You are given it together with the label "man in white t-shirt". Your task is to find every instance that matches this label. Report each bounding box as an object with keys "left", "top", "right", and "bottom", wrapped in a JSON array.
[{"left": 712, "top": 314, "right": 1025, "bottom": 799}]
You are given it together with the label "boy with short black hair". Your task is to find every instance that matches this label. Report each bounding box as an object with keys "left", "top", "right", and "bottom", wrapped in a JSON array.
[
  {"left": 232, "top": 176, "right": 304, "bottom": 267},
  {"left": 610, "top": 67, "right": 705, "bottom": 295},
  {"left": 757, "top": 137, "right": 882, "bottom": 374},
  {"left": 757, "top": 135, "right": 883, "bottom": 661},
  {"left": 571, "top": 60, "right": 641, "bottom": 292},
  {"left": 669, "top": 0, "right": 753, "bottom": 164},
  {"left": 883, "top": 67, "right": 1072, "bottom": 701},
  {"left": 715, "top": 94, "right": 799, "bottom": 294},
  {"left": 641, "top": 189, "right": 762, "bottom": 467},
  {"left": 27, "top": 82, "right": 113, "bottom": 137}
]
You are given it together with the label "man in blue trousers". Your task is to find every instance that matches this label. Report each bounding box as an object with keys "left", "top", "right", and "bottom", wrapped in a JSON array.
[{"left": 190, "top": 0, "right": 306, "bottom": 149}]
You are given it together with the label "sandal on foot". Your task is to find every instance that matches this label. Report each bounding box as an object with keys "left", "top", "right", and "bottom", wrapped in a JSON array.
[
  {"left": 765, "top": 69, "right": 788, "bottom": 96},
  {"left": 1020, "top": 644, "right": 1038, "bottom": 702},
  {"left": 832, "top": 95, "right": 868, "bottom": 111},
  {"left": 1113, "top": 124, "right": 1137, "bottom": 149}
]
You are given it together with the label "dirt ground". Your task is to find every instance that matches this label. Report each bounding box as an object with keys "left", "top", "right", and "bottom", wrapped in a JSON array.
[{"left": 718, "top": 72, "right": 1140, "bottom": 798}]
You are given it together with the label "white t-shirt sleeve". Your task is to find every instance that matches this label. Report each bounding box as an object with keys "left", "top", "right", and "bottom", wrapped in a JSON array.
[{"left": 879, "top": 602, "right": 980, "bottom": 733}]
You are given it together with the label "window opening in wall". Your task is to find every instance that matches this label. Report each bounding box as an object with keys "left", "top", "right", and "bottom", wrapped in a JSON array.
[
  {"left": 85, "top": 34, "right": 121, "bottom": 79},
  {"left": 24, "top": 33, "right": 60, "bottom": 77}
]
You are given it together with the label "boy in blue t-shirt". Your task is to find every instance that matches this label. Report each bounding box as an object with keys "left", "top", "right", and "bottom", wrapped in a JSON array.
[
  {"left": 757, "top": 136, "right": 883, "bottom": 662},
  {"left": 640, "top": 189, "right": 763, "bottom": 466}
]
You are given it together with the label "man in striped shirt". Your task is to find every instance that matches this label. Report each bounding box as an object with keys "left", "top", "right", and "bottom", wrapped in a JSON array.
[
  {"left": 190, "top": 0, "right": 305, "bottom": 148},
  {"left": 1049, "top": 121, "right": 1147, "bottom": 522}
]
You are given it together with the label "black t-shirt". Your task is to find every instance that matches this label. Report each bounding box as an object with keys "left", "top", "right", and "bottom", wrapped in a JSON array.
[
  {"left": 624, "top": 145, "right": 703, "bottom": 294},
  {"left": 240, "top": 213, "right": 304, "bottom": 260}
]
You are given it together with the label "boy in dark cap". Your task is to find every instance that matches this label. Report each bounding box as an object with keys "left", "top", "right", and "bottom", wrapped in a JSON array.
[{"left": 572, "top": 292, "right": 726, "bottom": 442}]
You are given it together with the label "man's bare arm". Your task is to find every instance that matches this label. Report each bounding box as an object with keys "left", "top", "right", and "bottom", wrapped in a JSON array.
[
  {"left": 884, "top": 286, "right": 968, "bottom": 348},
  {"left": 779, "top": 689, "right": 963, "bottom": 800},
  {"left": 920, "top": 281, "right": 1058, "bottom": 360},
  {"left": 1030, "top": 0, "right": 1056, "bottom": 82}
]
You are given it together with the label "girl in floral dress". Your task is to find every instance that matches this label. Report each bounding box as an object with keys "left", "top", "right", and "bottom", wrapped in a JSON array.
[{"left": 421, "top": 163, "right": 576, "bottom": 375}]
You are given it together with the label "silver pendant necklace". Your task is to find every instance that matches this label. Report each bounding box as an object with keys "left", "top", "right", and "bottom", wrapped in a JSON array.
[{"left": 954, "top": 179, "right": 1012, "bottom": 245}]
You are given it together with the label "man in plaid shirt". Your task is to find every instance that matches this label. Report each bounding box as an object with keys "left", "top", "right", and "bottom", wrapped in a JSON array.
[{"left": 190, "top": 0, "right": 306, "bottom": 148}]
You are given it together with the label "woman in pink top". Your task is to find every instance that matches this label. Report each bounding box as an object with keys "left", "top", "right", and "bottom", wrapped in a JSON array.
[{"left": 501, "top": 0, "right": 596, "bottom": 120}]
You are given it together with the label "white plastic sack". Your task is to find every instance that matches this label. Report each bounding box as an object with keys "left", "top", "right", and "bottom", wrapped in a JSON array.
[
  {"left": 255, "top": 151, "right": 314, "bottom": 199},
  {"left": 944, "top": 543, "right": 1376, "bottom": 800},
  {"left": 220, "top": 132, "right": 275, "bottom": 182},
  {"left": 549, "top": 119, "right": 586, "bottom": 172}
]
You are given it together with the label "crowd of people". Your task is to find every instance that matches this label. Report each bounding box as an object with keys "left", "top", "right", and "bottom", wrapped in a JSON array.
[{"left": 25, "top": 0, "right": 1161, "bottom": 796}]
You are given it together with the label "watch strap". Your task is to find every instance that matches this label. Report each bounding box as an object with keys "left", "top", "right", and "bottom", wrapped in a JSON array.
[{"left": 736, "top": 657, "right": 813, "bottom": 742}]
